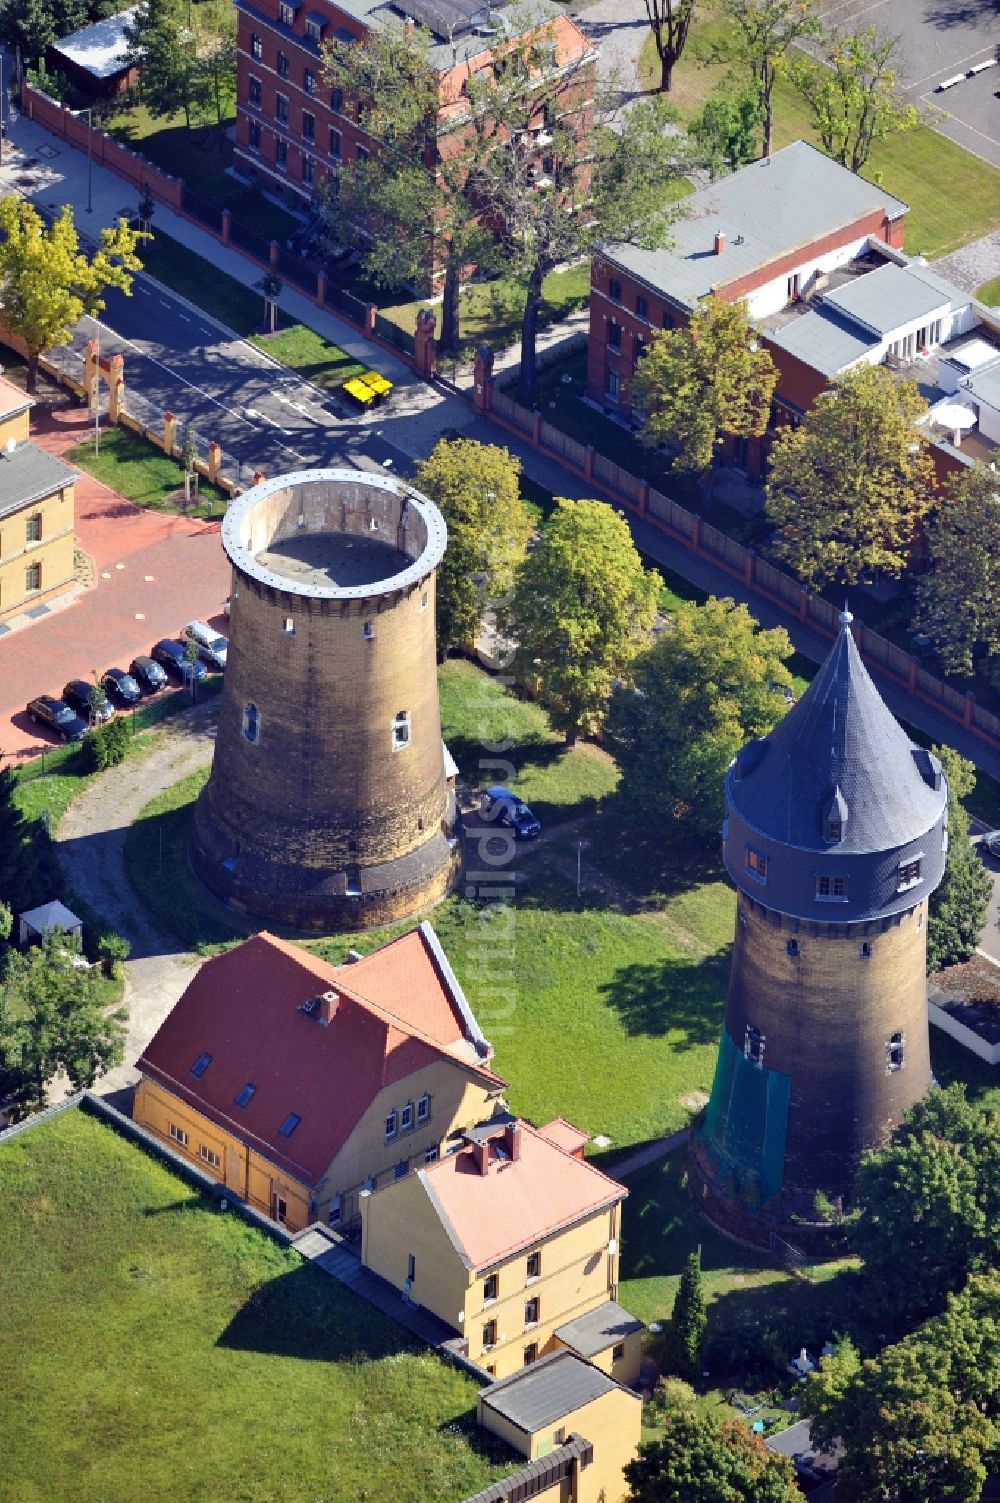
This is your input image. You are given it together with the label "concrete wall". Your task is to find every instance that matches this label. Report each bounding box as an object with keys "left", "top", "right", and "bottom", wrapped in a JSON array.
[
  {"left": 0, "top": 476, "right": 75, "bottom": 623},
  {"left": 929, "top": 1001, "right": 1000, "bottom": 1066}
]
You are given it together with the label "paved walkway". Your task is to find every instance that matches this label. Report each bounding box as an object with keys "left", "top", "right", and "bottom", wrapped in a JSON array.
[
  {"left": 55, "top": 700, "right": 218, "bottom": 1095},
  {"left": 935, "top": 231, "right": 1000, "bottom": 300},
  {"left": 609, "top": 1125, "right": 692, "bottom": 1178}
]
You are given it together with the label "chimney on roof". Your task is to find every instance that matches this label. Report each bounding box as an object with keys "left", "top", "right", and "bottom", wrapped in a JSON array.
[
  {"left": 473, "top": 1139, "right": 491, "bottom": 1175},
  {"left": 506, "top": 1122, "right": 521, "bottom": 1161},
  {"left": 714, "top": 228, "right": 725, "bottom": 256},
  {"left": 317, "top": 990, "right": 339, "bottom": 1025}
]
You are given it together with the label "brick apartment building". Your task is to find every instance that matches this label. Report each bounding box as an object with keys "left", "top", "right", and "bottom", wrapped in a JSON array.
[
  {"left": 233, "top": 0, "right": 595, "bottom": 229},
  {"left": 587, "top": 140, "right": 1000, "bottom": 482}
]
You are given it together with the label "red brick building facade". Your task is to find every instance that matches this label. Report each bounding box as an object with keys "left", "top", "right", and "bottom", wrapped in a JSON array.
[{"left": 233, "top": 0, "right": 595, "bottom": 223}]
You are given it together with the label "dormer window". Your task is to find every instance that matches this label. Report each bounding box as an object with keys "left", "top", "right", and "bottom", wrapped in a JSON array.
[
  {"left": 897, "top": 857, "right": 922, "bottom": 892},
  {"left": 823, "top": 787, "right": 848, "bottom": 844},
  {"left": 816, "top": 873, "right": 848, "bottom": 901},
  {"left": 825, "top": 818, "right": 841, "bottom": 841}
]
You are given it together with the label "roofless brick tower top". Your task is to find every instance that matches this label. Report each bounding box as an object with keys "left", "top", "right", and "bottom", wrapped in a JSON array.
[
  {"left": 692, "top": 611, "right": 948, "bottom": 1245},
  {"left": 190, "top": 468, "right": 458, "bottom": 931}
]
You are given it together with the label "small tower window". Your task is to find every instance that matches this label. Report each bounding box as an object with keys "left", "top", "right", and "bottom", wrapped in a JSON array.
[
  {"left": 860, "top": 941, "right": 872, "bottom": 959},
  {"left": 744, "top": 1026, "right": 765, "bottom": 1067},
  {"left": 283, "top": 616, "right": 295, "bottom": 634},
  {"left": 825, "top": 817, "right": 841, "bottom": 841},
  {"left": 886, "top": 1032, "right": 905, "bottom": 1073},
  {"left": 897, "top": 858, "right": 922, "bottom": 892},
  {"left": 242, "top": 703, "right": 260, "bottom": 744},
  {"left": 786, "top": 939, "right": 799, "bottom": 957},
  {"left": 815, "top": 874, "right": 848, "bottom": 901},
  {"left": 362, "top": 621, "right": 375, "bottom": 640},
  {"left": 392, "top": 710, "right": 411, "bottom": 750},
  {"left": 745, "top": 848, "right": 767, "bottom": 883}
]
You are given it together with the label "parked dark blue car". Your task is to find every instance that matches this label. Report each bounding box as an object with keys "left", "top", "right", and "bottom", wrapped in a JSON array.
[
  {"left": 482, "top": 786, "right": 542, "bottom": 839},
  {"left": 151, "top": 639, "right": 208, "bottom": 681}
]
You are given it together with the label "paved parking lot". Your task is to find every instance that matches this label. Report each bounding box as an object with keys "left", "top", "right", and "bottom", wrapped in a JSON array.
[
  {"left": 0, "top": 405, "right": 230, "bottom": 760},
  {"left": 816, "top": 0, "right": 1000, "bottom": 167}
]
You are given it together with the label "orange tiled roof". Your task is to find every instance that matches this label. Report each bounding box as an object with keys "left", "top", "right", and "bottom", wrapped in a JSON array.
[
  {"left": 136, "top": 926, "right": 504, "bottom": 1186},
  {"left": 537, "top": 1117, "right": 591, "bottom": 1155},
  {"left": 0, "top": 375, "right": 32, "bottom": 421},
  {"left": 418, "top": 1120, "right": 625, "bottom": 1270}
]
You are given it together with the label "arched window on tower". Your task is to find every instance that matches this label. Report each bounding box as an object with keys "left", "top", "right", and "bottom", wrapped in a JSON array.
[
  {"left": 242, "top": 702, "right": 260, "bottom": 744},
  {"left": 886, "top": 1032, "right": 905, "bottom": 1073},
  {"left": 392, "top": 710, "right": 411, "bottom": 750}
]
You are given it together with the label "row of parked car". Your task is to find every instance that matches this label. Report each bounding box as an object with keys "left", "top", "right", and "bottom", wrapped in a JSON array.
[{"left": 26, "top": 622, "right": 230, "bottom": 744}]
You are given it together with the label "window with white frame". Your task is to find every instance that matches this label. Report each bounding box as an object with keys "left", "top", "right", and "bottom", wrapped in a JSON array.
[
  {"left": 815, "top": 873, "right": 848, "bottom": 901},
  {"left": 417, "top": 1094, "right": 430, "bottom": 1124},
  {"left": 385, "top": 1110, "right": 397, "bottom": 1140},
  {"left": 169, "top": 1123, "right": 188, "bottom": 1147},
  {"left": 199, "top": 1144, "right": 221, "bottom": 1169},
  {"left": 392, "top": 710, "right": 410, "bottom": 750},
  {"left": 400, "top": 1102, "right": 414, "bottom": 1132}
]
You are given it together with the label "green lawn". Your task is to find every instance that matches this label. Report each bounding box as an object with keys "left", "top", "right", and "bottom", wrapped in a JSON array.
[
  {"left": 976, "top": 275, "right": 1000, "bottom": 307},
  {"left": 141, "top": 230, "right": 265, "bottom": 337},
  {"left": 65, "top": 428, "right": 229, "bottom": 519},
  {"left": 0, "top": 1108, "right": 511, "bottom": 1503},
  {"left": 106, "top": 104, "right": 302, "bottom": 242},
  {"left": 249, "top": 322, "right": 366, "bottom": 391},
  {"left": 639, "top": 11, "right": 1000, "bottom": 259},
  {"left": 379, "top": 261, "right": 592, "bottom": 357}
]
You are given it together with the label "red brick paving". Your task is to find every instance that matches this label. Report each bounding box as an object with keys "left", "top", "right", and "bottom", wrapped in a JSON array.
[{"left": 0, "top": 404, "right": 231, "bottom": 760}]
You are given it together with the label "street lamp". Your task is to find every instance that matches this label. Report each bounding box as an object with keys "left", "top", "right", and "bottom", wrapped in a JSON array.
[{"left": 71, "top": 105, "right": 93, "bottom": 213}]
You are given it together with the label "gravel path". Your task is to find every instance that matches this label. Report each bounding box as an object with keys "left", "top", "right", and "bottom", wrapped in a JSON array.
[
  {"left": 934, "top": 231, "right": 1000, "bottom": 300},
  {"left": 56, "top": 702, "right": 219, "bottom": 1096}
]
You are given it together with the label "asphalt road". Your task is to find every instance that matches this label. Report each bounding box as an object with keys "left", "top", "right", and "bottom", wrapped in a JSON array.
[{"left": 58, "top": 274, "right": 406, "bottom": 482}]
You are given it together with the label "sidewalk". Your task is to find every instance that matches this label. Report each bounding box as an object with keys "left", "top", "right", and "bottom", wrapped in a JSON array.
[{"left": 0, "top": 109, "right": 418, "bottom": 383}]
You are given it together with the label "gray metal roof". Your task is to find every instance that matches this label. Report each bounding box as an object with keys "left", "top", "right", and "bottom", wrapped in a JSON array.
[
  {"left": 821, "top": 262, "right": 958, "bottom": 336},
  {"left": 766, "top": 307, "right": 878, "bottom": 376},
  {"left": 968, "top": 360, "right": 1000, "bottom": 412},
  {"left": 552, "top": 1299, "right": 643, "bottom": 1358},
  {"left": 723, "top": 616, "right": 948, "bottom": 923},
  {"left": 479, "top": 1350, "right": 616, "bottom": 1432},
  {"left": 51, "top": 5, "right": 139, "bottom": 78},
  {"left": 602, "top": 142, "right": 908, "bottom": 311},
  {"left": 0, "top": 442, "right": 76, "bottom": 519}
]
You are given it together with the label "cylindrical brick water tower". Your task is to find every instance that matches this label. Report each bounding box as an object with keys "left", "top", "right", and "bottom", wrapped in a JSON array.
[
  {"left": 190, "top": 468, "right": 459, "bottom": 931},
  {"left": 691, "top": 610, "right": 948, "bottom": 1245}
]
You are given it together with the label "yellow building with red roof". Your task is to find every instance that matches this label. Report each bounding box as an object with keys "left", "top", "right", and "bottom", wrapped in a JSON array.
[
  {"left": 360, "top": 1116, "right": 642, "bottom": 1384},
  {"left": 133, "top": 922, "right": 506, "bottom": 1232}
]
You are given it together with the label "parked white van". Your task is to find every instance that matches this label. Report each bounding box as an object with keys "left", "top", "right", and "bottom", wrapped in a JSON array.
[{"left": 183, "top": 620, "right": 228, "bottom": 670}]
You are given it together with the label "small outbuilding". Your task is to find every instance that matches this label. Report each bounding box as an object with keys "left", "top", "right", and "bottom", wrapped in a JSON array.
[
  {"left": 47, "top": 7, "right": 140, "bottom": 98},
  {"left": 18, "top": 899, "right": 84, "bottom": 948}
]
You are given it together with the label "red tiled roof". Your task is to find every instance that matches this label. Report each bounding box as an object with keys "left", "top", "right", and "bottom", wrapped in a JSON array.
[
  {"left": 537, "top": 1117, "right": 591, "bottom": 1156},
  {"left": 418, "top": 1121, "right": 626, "bottom": 1271},
  {"left": 136, "top": 928, "right": 504, "bottom": 1186}
]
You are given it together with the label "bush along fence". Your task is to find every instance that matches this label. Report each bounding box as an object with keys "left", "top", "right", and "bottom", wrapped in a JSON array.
[
  {"left": 471, "top": 345, "right": 1000, "bottom": 758},
  {"left": 21, "top": 83, "right": 419, "bottom": 368}
]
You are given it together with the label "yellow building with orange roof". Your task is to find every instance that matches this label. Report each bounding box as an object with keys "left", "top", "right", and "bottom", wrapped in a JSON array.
[{"left": 360, "top": 1116, "right": 642, "bottom": 1384}]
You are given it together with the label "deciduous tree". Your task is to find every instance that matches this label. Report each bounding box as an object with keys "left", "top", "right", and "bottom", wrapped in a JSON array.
[
  {"left": 124, "top": 0, "right": 199, "bottom": 127},
  {"left": 926, "top": 746, "right": 991, "bottom": 972},
  {"left": 802, "top": 1278, "right": 1000, "bottom": 1503},
  {"left": 914, "top": 461, "right": 1000, "bottom": 677},
  {"left": 608, "top": 596, "right": 792, "bottom": 841},
  {"left": 852, "top": 1084, "right": 1000, "bottom": 1329},
  {"left": 196, "top": 0, "right": 237, "bottom": 129},
  {"left": 625, "top": 1379, "right": 800, "bottom": 1502},
  {"left": 0, "top": 931, "right": 127, "bottom": 1117},
  {"left": 766, "top": 365, "right": 933, "bottom": 587},
  {"left": 502, "top": 499, "right": 661, "bottom": 744},
  {"left": 322, "top": 19, "right": 492, "bottom": 355},
  {"left": 633, "top": 295, "right": 778, "bottom": 473},
  {"left": 0, "top": 198, "right": 144, "bottom": 393},
  {"left": 412, "top": 439, "right": 533, "bottom": 656},
  {"left": 0, "top": 761, "right": 37, "bottom": 916},
  {"left": 643, "top": 0, "right": 696, "bottom": 93},
  {"left": 690, "top": 81, "right": 765, "bottom": 175},
  {"left": 789, "top": 25, "right": 920, "bottom": 174},
  {"left": 723, "top": 0, "right": 821, "bottom": 157}
]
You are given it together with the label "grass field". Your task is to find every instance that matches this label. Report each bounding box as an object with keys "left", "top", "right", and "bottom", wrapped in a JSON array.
[
  {"left": 65, "top": 428, "right": 228, "bottom": 519},
  {"left": 248, "top": 323, "right": 366, "bottom": 390},
  {"left": 380, "top": 262, "right": 592, "bottom": 356},
  {"left": 0, "top": 1108, "right": 510, "bottom": 1503},
  {"left": 638, "top": 12, "right": 1000, "bottom": 260},
  {"left": 977, "top": 276, "right": 1000, "bottom": 307}
]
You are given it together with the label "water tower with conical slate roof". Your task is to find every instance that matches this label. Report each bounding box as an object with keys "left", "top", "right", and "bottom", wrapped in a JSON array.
[{"left": 692, "top": 611, "right": 949, "bottom": 1243}]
